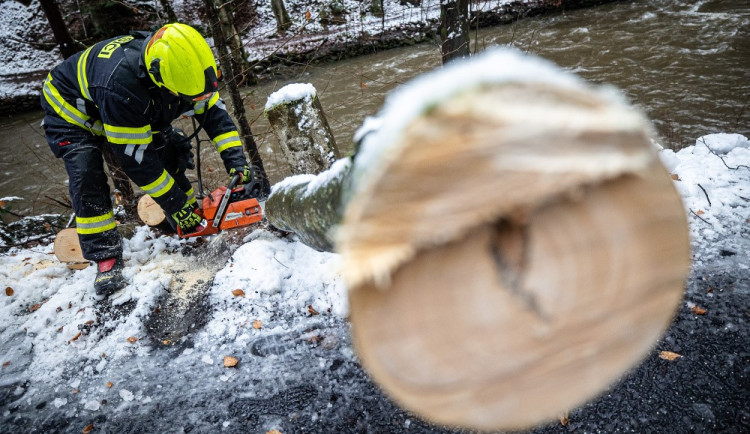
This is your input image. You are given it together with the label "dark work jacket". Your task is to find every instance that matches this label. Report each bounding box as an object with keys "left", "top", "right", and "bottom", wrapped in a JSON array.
[{"left": 41, "top": 31, "right": 247, "bottom": 216}]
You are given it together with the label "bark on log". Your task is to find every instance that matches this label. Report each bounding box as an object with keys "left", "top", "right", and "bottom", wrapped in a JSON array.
[
  {"left": 265, "top": 158, "right": 351, "bottom": 252},
  {"left": 263, "top": 49, "right": 690, "bottom": 430},
  {"left": 266, "top": 83, "right": 341, "bottom": 176}
]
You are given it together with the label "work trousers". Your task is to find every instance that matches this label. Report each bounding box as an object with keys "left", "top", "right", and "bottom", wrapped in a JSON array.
[{"left": 43, "top": 115, "right": 193, "bottom": 261}]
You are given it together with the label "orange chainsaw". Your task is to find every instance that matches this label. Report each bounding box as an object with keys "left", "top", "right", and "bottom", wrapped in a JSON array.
[{"left": 177, "top": 173, "right": 263, "bottom": 238}]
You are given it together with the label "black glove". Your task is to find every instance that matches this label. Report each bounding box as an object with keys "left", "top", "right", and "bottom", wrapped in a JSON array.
[
  {"left": 229, "top": 165, "right": 253, "bottom": 184},
  {"left": 171, "top": 203, "right": 203, "bottom": 233}
]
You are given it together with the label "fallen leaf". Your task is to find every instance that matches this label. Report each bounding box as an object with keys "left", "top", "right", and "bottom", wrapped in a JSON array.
[
  {"left": 5, "top": 287, "right": 13, "bottom": 296},
  {"left": 72, "top": 389, "right": 79, "bottom": 394},
  {"left": 223, "top": 356, "right": 239, "bottom": 367},
  {"left": 106, "top": 382, "right": 113, "bottom": 388},
  {"left": 44, "top": 222, "right": 51, "bottom": 230},
  {"left": 251, "top": 104, "right": 256, "bottom": 110},
  {"left": 659, "top": 350, "right": 682, "bottom": 361},
  {"left": 162, "top": 339, "right": 172, "bottom": 345},
  {"left": 2, "top": 361, "right": 10, "bottom": 368},
  {"left": 85, "top": 320, "right": 94, "bottom": 325},
  {"left": 57, "top": 326, "right": 64, "bottom": 333},
  {"left": 70, "top": 332, "right": 82, "bottom": 342},
  {"left": 232, "top": 289, "right": 246, "bottom": 297},
  {"left": 696, "top": 210, "right": 705, "bottom": 215},
  {"left": 308, "top": 305, "right": 319, "bottom": 316},
  {"left": 267, "top": 430, "right": 282, "bottom": 434},
  {"left": 253, "top": 320, "right": 262, "bottom": 329},
  {"left": 305, "top": 10, "right": 311, "bottom": 21},
  {"left": 56, "top": 306, "right": 63, "bottom": 312},
  {"left": 559, "top": 411, "right": 569, "bottom": 426},
  {"left": 126, "top": 336, "right": 138, "bottom": 344},
  {"left": 360, "top": 82, "right": 367, "bottom": 88},
  {"left": 68, "top": 302, "right": 72, "bottom": 309},
  {"left": 0, "top": 200, "right": 5, "bottom": 208},
  {"left": 707, "top": 286, "right": 714, "bottom": 294},
  {"left": 29, "top": 300, "right": 48, "bottom": 312},
  {"left": 670, "top": 174, "right": 681, "bottom": 181},
  {"left": 83, "top": 423, "right": 94, "bottom": 434},
  {"left": 691, "top": 305, "right": 707, "bottom": 315},
  {"left": 102, "top": 353, "right": 106, "bottom": 359},
  {"left": 23, "top": 257, "right": 31, "bottom": 262}
]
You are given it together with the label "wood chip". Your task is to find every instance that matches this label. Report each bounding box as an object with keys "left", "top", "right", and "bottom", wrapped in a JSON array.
[
  {"left": 71, "top": 389, "right": 79, "bottom": 394},
  {"left": 659, "top": 350, "right": 682, "bottom": 361},
  {"left": 696, "top": 210, "right": 705, "bottom": 216},
  {"left": 691, "top": 305, "right": 707, "bottom": 315},
  {"left": 126, "top": 336, "right": 138, "bottom": 344},
  {"left": 307, "top": 305, "right": 320, "bottom": 316},
  {"left": 232, "top": 289, "right": 245, "bottom": 297},
  {"left": 106, "top": 382, "right": 113, "bottom": 388},
  {"left": 559, "top": 411, "right": 569, "bottom": 426},
  {"left": 82, "top": 423, "right": 94, "bottom": 434},
  {"left": 267, "top": 430, "right": 282, "bottom": 434},
  {"left": 223, "top": 356, "right": 239, "bottom": 367},
  {"left": 5, "top": 287, "right": 13, "bottom": 296},
  {"left": 253, "top": 320, "right": 262, "bottom": 330}
]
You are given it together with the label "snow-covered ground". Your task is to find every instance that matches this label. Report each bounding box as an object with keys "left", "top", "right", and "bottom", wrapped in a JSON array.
[{"left": 1, "top": 131, "right": 747, "bottom": 431}]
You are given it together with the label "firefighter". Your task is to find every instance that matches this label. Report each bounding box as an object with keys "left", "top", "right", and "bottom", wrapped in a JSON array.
[{"left": 41, "top": 23, "right": 254, "bottom": 297}]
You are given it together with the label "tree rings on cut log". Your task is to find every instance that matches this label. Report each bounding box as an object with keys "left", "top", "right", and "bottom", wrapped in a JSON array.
[
  {"left": 342, "top": 70, "right": 690, "bottom": 429},
  {"left": 137, "top": 194, "right": 166, "bottom": 226},
  {"left": 54, "top": 228, "right": 89, "bottom": 269}
]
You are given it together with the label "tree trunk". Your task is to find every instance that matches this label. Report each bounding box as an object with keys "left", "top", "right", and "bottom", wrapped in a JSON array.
[
  {"left": 265, "top": 83, "right": 340, "bottom": 176},
  {"left": 202, "top": 0, "right": 270, "bottom": 197},
  {"left": 262, "top": 49, "right": 690, "bottom": 431},
  {"left": 271, "top": 0, "right": 292, "bottom": 33},
  {"left": 38, "top": 0, "right": 84, "bottom": 59},
  {"left": 158, "top": 0, "right": 178, "bottom": 23},
  {"left": 212, "top": 0, "right": 253, "bottom": 86},
  {"left": 439, "top": 0, "right": 470, "bottom": 64}
]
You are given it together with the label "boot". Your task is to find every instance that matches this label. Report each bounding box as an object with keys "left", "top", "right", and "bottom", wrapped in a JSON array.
[{"left": 94, "top": 256, "right": 126, "bottom": 297}]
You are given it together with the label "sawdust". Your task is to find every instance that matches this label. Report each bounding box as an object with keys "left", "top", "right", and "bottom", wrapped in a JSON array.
[{"left": 169, "top": 261, "right": 213, "bottom": 304}]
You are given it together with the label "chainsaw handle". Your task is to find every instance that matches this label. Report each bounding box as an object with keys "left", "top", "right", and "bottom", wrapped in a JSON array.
[{"left": 227, "top": 173, "right": 241, "bottom": 189}]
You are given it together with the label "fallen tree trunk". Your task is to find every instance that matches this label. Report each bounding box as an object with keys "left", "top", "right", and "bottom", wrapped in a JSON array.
[{"left": 251, "top": 48, "right": 692, "bottom": 431}]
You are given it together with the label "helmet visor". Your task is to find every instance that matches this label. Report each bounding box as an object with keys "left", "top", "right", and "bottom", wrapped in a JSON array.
[{"left": 176, "top": 66, "right": 220, "bottom": 102}]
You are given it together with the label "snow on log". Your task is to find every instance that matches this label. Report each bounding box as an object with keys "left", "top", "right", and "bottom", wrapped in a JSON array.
[
  {"left": 335, "top": 49, "right": 691, "bottom": 430},
  {"left": 264, "top": 158, "right": 352, "bottom": 252},
  {"left": 265, "top": 83, "right": 341, "bottom": 175}
]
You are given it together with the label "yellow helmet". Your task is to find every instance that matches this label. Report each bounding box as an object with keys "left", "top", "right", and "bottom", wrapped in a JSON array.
[{"left": 144, "top": 23, "right": 220, "bottom": 100}]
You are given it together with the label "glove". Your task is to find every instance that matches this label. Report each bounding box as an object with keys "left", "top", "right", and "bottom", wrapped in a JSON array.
[
  {"left": 229, "top": 166, "right": 253, "bottom": 184},
  {"left": 172, "top": 203, "right": 204, "bottom": 233}
]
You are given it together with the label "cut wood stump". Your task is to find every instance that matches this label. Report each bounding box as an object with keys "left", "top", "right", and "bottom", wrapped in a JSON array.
[{"left": 265, "top": 83, "right": 340, "bottom": 175}]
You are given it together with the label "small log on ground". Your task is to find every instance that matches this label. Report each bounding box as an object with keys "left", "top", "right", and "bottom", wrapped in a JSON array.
[
  {"left": 265, "top": 83, "right": 340, "bottom": 175},
  {"left": 53, "top": 228, "right": 88, "bottom": 269},
  {"left": 54, "top": 224, "right": 138, "bottom": 267},
  {"left": 137, "top": 195, "right": 166, "bottom": 226},
  {"left": 263, "top": 49, "right": 690, "bottom": 430}
]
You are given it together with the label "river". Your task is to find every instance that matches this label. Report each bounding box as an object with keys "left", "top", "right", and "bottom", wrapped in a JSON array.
[{"left": 1, "top": 0, "right": 747, "bottom": 215}]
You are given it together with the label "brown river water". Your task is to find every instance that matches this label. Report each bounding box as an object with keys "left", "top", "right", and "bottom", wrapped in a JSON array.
[{"left": 1, "top": 0, "right": 748, "bottom": 215}]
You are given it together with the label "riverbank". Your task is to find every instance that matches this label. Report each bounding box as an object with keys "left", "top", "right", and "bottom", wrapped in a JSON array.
[{"left": 0, "top": 0, "right": 621, "bottom": 116}]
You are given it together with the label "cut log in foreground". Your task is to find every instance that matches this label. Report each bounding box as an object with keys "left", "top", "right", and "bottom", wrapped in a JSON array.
[{"left": 263, "top": 49, "right": 690, "bottom": 430}]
